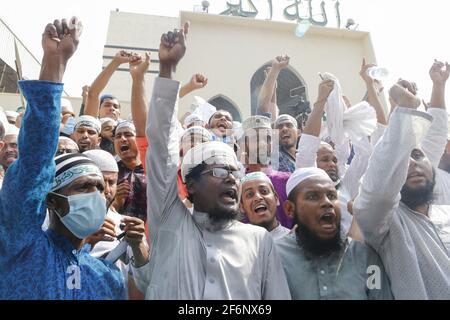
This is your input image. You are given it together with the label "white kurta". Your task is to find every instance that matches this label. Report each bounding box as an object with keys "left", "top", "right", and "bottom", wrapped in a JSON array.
[
  {"left": 354, "top": 107, "right": 450, "bottom": 300},
  {"left": 133, "top": 77, "right": 291, "bottom": 300},
  {"left": 270, "top": 223, "right": 290, "bottom": 240}
]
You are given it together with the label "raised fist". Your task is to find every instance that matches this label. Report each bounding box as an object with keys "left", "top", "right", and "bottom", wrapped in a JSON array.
[{"left": 42, "top": 17, "right": 82, "bottom": 61}]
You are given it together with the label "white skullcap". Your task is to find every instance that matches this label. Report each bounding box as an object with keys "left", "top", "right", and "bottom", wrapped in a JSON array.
[
  {"left": 0, "top": 110, "right": 8, "bottom": 138},
  {"left": 275, "top": 114, "right": 298, "bottom": 129},
  {"left": 58, "top": 136, "right": 79, "bottom": 149},
  {"left": 60, "top": 98, "right": 73, "bottom": 110},
  {"left": 100, "top": 117, "right": 118, "bottom": 127},
  {"left": 181, "top": 141, "right": 238, "bottom": 183},
  {"left": 184, "top": 113, "right": 205, "bottom": 127},
  {"left": 240, "top": 171, "right": 273, "bottom": 186},
  {"left": 5, "top": 111, "right": 19, "bottom": 120},
  {"left": 286, "top": 167, "right": 333, "bottom": 198},
  {"left": 242, "top": 116, "right": 272, "bottom": 132},
  {"left": 84, "top": 149, "right": 119, "bottom": 173},
  {"left": 182, "top": 126, "right": 212, "bottom": 141},
  {"left": 75, "top": 115, "right": 101, "bottom": 133},
  {"left": 6, "top": 124, "right": 20, "bottom": 136},
  {"left": 115, "top": 120, "right": 136, "bottom": 135}
]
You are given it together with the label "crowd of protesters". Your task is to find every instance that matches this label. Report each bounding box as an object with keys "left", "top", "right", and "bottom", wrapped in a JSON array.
[{"left": 0, "top": 16, "right": 449, "bottom": 300}]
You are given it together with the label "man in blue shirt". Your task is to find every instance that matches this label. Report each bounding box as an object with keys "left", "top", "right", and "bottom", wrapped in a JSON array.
[{"left": 0, "top": 17, "right": 127, "bottom": 299}]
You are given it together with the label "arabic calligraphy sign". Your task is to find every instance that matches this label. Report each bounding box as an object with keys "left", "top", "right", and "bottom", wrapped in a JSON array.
[{"left": 220, "top": 0, "right": 342, "bottom": 28}]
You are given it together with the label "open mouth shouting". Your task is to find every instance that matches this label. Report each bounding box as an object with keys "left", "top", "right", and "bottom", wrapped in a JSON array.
[
  {"left": 318, "top": 211, "right": 337, "bottom": 234},
  {"left": 220, "top": 188, "right": 238, "bottom": 204},
  {"left": 252, "top": 202, "right": 269, "bottom": 216}
]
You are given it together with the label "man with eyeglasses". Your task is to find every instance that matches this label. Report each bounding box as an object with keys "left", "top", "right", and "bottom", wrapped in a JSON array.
[
  {"left": 55, "top": 136, "right": 79, "bottom": 157},
  {"left": 130, "top": 24, "right": 290, "bottom": 300}
]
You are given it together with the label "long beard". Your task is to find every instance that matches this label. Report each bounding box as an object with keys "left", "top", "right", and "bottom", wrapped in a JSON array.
[
  {"left": 295, "top": 216, "right": 343, "bottom": 257},
  {"left": 209, "top": 208, "right": 240, "bottom": 225},
  {"left": 400, "top": 179, "right": 435, "bottom": 210}
]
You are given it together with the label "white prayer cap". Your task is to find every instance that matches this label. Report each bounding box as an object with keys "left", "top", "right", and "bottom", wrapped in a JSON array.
[
  {"left": 274, "top": 114, "right": 298, "bottom": 129},
  {"left": 74, "top": 115, "right": 101, "bottom": 133},
  {"left": 181, "top": 141, "right": 238, "bottom": 183},
  {"left": 5, "top": 111, "right": 19, "bottom": 121},
  {"left": 286, "top": 167, "right": 332, "bottom": 198},
  {"left": 6, "top": 124, "right": 19, "bottom": 136},
  {"left": 182, "top": 126, "right": 212, "bottom": 142},
  {"left": 52, "top": 153, "right": 102, "bottom": 191},
  {"left": 115, "top": 120, "right": 136, "bottom": 135},
  {"left": 84, "top": 149, "right": 119, "bottom": 173},
  {"left": 240, "top": 171, "right": 273, "bottom": 186},
  {"left": 58, "top": 136, "right": 79, "bottom": 148},
  {"left": 60, "top": 98, "right": 73, "bottom": 109},
  {"left": 0, "top": 110, "right": 8, "bottom": 139},
  {"left": 242, "top": 116, "right": 272, "bottom": 132},
  {"left": 184, "top": 113, "right": 205, "bottom": 128},
  {"left": 100, "top": 117, "right": 118, "bottom": 127}
]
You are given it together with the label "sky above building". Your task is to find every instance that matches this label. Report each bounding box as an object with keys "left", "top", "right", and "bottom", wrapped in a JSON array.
[{"left": 2, "top": 0, "right": 450, "bottom": 105}]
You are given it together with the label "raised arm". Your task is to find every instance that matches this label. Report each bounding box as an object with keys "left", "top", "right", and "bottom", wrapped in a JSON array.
[
  {"left": 354, "top": 101, "right": 433, "bottom": 249},
  {"left": 0, "top": 17, "right": 81, "bottom": 256},
  {"left": 421, "top": 60, "right": 449, "bottom": 168},
  {"left": 179, "top": 73, "right": 208, "bottom": 99},
  {"left": 360, "top": 58, "right": 388, "bottom": 125},
  {"left": 295, "top": 80, "right": 334, "bottom": 168},
  {"left": 257, "top": 55, "right": 289, "bottom": 121},
  {"left": 83, "top": 50, "right": 132, "bottom": 117},
  {"left": 129, "top": 52, "right": 150, "bottom": 137},
  {"left": 146, "top": 24, "right": 188, "bottom": 226}
]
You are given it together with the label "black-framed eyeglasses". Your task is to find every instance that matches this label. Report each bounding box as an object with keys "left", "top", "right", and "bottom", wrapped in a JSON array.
[
  {"left": 201, "top": 167, "right": 243, "bottom": 180},
  {"left": 55, "top": 149, "right": 79, "bottom": 156}
]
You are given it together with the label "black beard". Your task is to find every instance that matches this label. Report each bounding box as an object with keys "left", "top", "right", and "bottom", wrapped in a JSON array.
[
  {"left": 295, "top": 217, "right": 343, "bottom": 257},
  {"left": 400, "top": 179, "right": 435, "bottom": 210},
  {"left": 209, "top": 208, "right": 240, "bottom": 224},
  {"left": 100, "top": 138, "right": 115, "bottom": 155}
]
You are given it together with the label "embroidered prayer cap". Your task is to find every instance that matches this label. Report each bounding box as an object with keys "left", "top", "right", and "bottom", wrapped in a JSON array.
[
  {"left": 181, "top": 141, "right": 238, "bottom": 183},
  {"left": 286, "top": 167, "right": 333, "bottom": 198},
  {"left": 274, "top": 114, "right": 298, "bottom": 129},
  {"left": 84, "top": 149, "right": 119, "bottom": 173},
  {"left": 115, "top": 120, "right": 136, "bottom": 136},
  {"left": 182, "top": 126, "right": 212, "bottom": 142},
  {"left": 52, "top": 153, "right": 103, "bottom": 192},
  {"left": 74, "top": 115, "right": 101, "bottom": 133},
  {"left": 242, "top": 116, "right": 272, "bottom": 133}
]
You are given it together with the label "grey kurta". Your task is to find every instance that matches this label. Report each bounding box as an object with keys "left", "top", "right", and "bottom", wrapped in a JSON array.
[
  {"left": 354, "top": 107, "right": 450, "bottom": 300},
  {"left": 132, "top": 77, "right": 291, "bottom": 300},
  {"left": 276, "top": 234, "right": 393, "bottom": 300}
]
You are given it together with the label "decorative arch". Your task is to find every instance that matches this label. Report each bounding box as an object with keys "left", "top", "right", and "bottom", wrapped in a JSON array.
[
  {"left": 250, "top": 62, "right": 310, "bottom": 126},
  {"left": 208, "top": 94, "right": 242, "bottom": 122}
]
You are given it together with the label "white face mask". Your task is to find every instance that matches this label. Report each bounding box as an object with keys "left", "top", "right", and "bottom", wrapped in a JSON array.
[{"left": 52, "top": 191, "right": 107, "bottom": 239}]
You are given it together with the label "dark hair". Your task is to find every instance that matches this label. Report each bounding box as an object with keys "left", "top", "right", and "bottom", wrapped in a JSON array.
[
  {"left": 185, "top": 162, "right": 208, "bottom": 203},
  {"left": 100, "top": 94, "right": 120, "bottom": 108}
]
